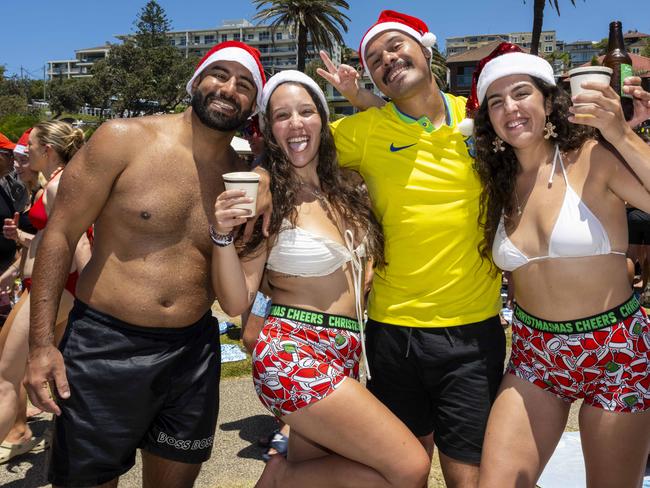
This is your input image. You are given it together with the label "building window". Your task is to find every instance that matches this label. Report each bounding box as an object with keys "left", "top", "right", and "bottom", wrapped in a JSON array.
[
  {"left": 259, "top": 31, "right": 270, "bottom": 41},
  {"left": 221, "top": 34, "right": 227, "bottom": 42},
  {"left": 205, "top": 35, "right": 214, "bottom": 44},
  {"left": 276, "top": 32, "right": 283, "bottom": 40},
  {"left": 512, "top": 36, "right": 518, "bottom": 42},
  {"left": 170, "top": 38, "right": 175, "bottom": 46},
  {"left": 544, "top": 35, "right": 554, "bottom": 41},
  {"left": 248, "top": 33, "right": 254, "bottom": 40},
  {"left": 179, "top": 37, "right": 186, "bottom": 46},
  {"left": 194, "top": 36, "right": 201, "bottom": 45},
  {"left": 234, "top": 33, "right": 240, "bottom": 41},
  {"left": 544, "top": 45, "right": 553, "bottom": 52}
]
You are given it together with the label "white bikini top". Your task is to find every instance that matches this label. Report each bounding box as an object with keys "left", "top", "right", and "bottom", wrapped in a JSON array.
[
  {"left": 492, "top": 145, "right": 626, "bottom": 272},
  {"left": 266, "top": 219, "right": 372, "bottom": 378},
  {"left": 267, "top": 219, "right": 366, "bottom": 276}
]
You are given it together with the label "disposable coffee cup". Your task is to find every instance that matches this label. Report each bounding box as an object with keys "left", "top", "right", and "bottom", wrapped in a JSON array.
[
  {"left": 223, "top": 171, "right": 260, "bottom": 217},
  {"left": 568, "top": 66, "right": 613, "bottom": 114}
]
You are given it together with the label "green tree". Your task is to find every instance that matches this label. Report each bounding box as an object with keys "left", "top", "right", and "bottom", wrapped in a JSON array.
[
  {"left": 92, "top": 1, "right": 195, "bottom": 116},
  {"left": 48, "top": 79, "right": 85, "bottom": 117},
  {"left": 253, "top": 0, "right": 351, "bottom": 72},
  {"left": 134, "top": 0, "right": 171, "bottom": 49},
  {"left": 430, "top": 47, "right": 448, "bottom": 91},
  {"left": 524, "top": 0, "right": 583, "bottom": 55},
  {"left": 545, "top": 50, "right": 571, "bottom": 72},
  {"left": 0, "top": 95, "right": 27, "bottom": 119}
]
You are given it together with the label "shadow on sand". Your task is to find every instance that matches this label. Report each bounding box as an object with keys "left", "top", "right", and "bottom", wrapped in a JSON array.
[{"left": 220, "top": 414, "right": 278, "bottom": 460}]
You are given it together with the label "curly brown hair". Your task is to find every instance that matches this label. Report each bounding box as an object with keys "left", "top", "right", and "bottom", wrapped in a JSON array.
[
  {"left": 240, "top": 82, "right": 385, "bottom": 266},
  {"left": 473, "top": 77, "right": 594, "bottom": 268}
]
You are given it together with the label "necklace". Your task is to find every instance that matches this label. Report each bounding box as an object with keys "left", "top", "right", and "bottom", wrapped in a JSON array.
[
  {"left": 513, "top": 186, "right": 532, "bottom": 216},
  {"left": 300, "top": 182, "right": 328, "bottom": 211}
]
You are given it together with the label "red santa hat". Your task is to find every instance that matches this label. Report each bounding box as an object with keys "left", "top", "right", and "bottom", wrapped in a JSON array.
[
  {"left": 186, "top": 41, "right": 266, "bottom": 113},
  {"left": 359, "top": 10, "right": 437, "bottom": 76},
  {"left": 13, "top": 128, "right": 32, "bottom": 156},
  {"left": 457, "top": 42, "right": 556, "bottom": 137},
  {"left": 0, "top": 132, "right": 16, "bottom": 151}
]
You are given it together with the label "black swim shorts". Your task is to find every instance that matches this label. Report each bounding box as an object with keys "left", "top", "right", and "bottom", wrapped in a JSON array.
[
  {"left": 365, "top": 316, "right": 506, "bottom": 464},
  {"left": 49, "top": 300, "right": 221, "bottom": 487}
]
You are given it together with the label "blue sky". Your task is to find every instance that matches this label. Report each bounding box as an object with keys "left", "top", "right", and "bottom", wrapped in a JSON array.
[{"left": 1, "top": 0, "right": 647, "bottom": 78}]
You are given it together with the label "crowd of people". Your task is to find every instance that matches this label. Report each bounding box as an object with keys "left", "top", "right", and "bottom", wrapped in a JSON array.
[{"left": 0, "top": 8, "right": 648, "bottom": 488}]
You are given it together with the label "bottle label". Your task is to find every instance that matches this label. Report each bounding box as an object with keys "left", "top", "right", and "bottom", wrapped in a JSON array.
[{"left": 621, "top": 63, "right": 633, "bottom": 98}]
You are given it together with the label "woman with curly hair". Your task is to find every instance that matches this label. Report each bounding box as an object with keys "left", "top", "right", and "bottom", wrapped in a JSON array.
[
  {"left": 211, "top": 70, "right": 430, "bottom": 488},
  {"left": 468, "top": 44, "right": 650, "bottom": 487}
]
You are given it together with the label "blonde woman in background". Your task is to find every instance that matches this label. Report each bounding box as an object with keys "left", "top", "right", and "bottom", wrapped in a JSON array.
[{"left": 0, "top": 121, "right": 91, "bottom": 463}]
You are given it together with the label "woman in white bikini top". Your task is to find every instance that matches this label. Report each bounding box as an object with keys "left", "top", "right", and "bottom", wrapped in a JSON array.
[
  {"left": 468, "top": 44, "right": 650, "bottom": 488},
  {"left": 211, "top": 70, "right": 431, "bottom": 487}
]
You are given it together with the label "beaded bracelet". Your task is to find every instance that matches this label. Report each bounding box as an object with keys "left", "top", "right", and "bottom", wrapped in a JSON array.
[{"left": 209, "top": 225, "right": 234, "bottom": 247}]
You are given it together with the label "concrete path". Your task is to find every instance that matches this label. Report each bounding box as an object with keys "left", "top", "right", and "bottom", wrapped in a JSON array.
[{"left": 0, "top": 377, "right": 272, "bottom": 488}]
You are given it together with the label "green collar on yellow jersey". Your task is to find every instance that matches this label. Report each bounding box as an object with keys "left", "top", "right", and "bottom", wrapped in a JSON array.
[{"left": 391, "top": 92, "right": 453, "bottom": 133}]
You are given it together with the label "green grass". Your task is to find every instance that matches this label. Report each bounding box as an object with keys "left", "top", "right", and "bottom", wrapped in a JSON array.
[{"left": 220, "top": 325, "right": 253, "bottom": 379}]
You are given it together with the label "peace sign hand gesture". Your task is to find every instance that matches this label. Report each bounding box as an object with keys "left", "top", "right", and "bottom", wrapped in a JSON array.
[{"left": 316, "top": 50, "right": 360, "bottom": 102}]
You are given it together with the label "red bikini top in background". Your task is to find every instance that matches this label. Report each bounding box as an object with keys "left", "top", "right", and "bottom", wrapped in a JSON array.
[
  {"left": 27, "top": 193, "right": 48, "bottom": 230},
  {"left": 27, "top": 168, "right": 63, "bottom": 231}
]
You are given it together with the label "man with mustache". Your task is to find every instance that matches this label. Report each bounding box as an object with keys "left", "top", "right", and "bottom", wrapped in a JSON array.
[
  {"left": 317, "top": 11, "right": 505, "bottom": 487},
  {"left": 25, "top": 41, "right": 265, "bottom": 487}
]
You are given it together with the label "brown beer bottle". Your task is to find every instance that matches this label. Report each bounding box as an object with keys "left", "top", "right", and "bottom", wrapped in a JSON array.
[{"left": 603, "top": 21, "right": 634, "bottom": 120}]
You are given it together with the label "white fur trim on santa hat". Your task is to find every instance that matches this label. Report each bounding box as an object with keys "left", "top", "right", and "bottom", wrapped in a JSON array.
[
  {"left": 477, "top": 52, "right": 555, "bottom": 105},
  {"left": 260, "top": 70, "right": 329, "bottom": 121},
  {"left": 360, "top": 22, "right": 435, "bottom": 75},
  {"left": 185, "top": 47, "right": 264, "bottom": 112},
  {"left": 457, "top": 118, "right": 475, "bottom": 137}
]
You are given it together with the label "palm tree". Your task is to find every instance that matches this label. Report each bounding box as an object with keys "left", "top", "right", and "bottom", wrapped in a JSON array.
[
  {"left": 253, "top": 0, "right": 350, "bottom": 72},
  {"left": 525, "top": 0, "right": 583, "bottom": 55},
  {"left": 430, "top": 47, "right": 449, "bottom": 91}
]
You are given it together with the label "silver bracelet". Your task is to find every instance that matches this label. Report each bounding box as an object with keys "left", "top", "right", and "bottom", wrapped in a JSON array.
[{"left": 209, "top": 225, "right": 234, "bottom": 247}]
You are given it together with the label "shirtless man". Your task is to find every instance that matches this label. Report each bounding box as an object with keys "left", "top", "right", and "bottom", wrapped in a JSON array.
[{"left": 24, "top": 41, "right": 266, "bottom": 488}]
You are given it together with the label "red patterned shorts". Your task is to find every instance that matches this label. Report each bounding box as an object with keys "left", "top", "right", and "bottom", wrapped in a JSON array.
[
  {"left": 252, "top": 316, "right": 361, "bottom": 417},
  {"left": 508, "top": 306, "right": 650, "bottom": 412}
]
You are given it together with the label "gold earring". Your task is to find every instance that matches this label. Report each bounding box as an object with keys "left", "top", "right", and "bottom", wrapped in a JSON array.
[
  {"left": 492, "top": 136, "right": 506, "bottom": 153},
  {"left": 543, "top": 118, "right": 558, "bottom": 139}
]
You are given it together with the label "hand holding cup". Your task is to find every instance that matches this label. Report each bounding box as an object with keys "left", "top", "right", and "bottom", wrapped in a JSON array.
[{"left": 215, "top": 172, "right": 260, "bottom": 234}]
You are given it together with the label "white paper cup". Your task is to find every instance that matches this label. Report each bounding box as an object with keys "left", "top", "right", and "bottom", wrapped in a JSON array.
[
  {"left": 223, "top": 171, "right": 260, "bottom": 216},
  {"left": 568, "top": 66, "right": 613, "bottom": 105}
]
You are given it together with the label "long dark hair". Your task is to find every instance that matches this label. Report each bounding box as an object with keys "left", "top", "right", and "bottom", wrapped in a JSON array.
[
  {"left": 473, "top": 77, "right": 594, "bottom": 267},
  {"left": 240, "top": 82, "right": 385, "bottom": 266}
]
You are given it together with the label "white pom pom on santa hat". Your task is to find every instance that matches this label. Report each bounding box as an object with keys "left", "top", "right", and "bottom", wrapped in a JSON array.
[
  {"left": 420, "top": 32, "right": 437, "bottom": 48},
  {"left": 457, "top": 118, "right": 475, "bottom": 137}
]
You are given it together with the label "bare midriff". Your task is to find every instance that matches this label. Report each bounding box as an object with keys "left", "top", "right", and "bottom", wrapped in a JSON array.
[
  {"left": 512, "top": 254, "right": 631, "bottom": 320},
  {"left": 267, "top": 265, "right": 360, "bottom": 321}
]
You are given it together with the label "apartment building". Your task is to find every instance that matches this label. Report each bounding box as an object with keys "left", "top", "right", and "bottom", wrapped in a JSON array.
[
  {"left": 161, "top": 19, "right": 341, "bottom": 74},
  {"left": 446, "top": 31, "right": 556, "bottom": 57},
  {"left": 47, "top": 45, "right": 110, "bottom": 80},
  {"left": 48, "top": 19, "right": 342, "bottom": 81}
]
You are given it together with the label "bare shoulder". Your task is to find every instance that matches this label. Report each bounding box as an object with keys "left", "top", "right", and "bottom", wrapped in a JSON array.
[
  {"left": 85, "top": 114, "right": 185, "bottom": 169},
  {"left": 574, "top": 138, "right": 623, "bottom": 177}
]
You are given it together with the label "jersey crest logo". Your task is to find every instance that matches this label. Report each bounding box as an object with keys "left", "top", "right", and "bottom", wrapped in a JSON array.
[
  {"left": 389, "top": 143, "right": 416, "bottom": 152},
  {"left": 464, "top": 136, "right": 476, "bottom": 159}
]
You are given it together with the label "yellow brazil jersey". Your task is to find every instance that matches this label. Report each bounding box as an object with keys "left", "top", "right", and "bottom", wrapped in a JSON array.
[{"left": 330, "top": 93, "right": 501, "bottom": 328}]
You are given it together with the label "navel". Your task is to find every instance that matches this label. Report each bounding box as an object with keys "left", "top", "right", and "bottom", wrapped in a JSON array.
[{"left": 140, "top": 211, "right": 151, "bottom": 220}]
